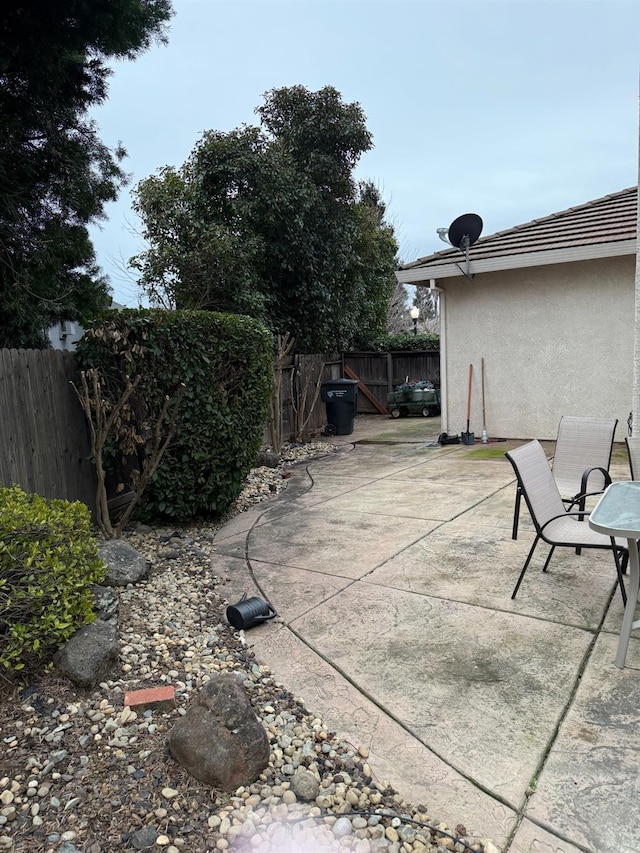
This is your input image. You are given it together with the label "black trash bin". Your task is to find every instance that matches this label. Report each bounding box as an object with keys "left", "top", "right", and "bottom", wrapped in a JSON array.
[{"left": 321, "top": 379, "right": 358, "bottom": 435}]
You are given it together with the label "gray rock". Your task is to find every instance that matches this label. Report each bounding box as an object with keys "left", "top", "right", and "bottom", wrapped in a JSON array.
[
  {"left": 98, "top": 540, "right": 148, "bottom": 587},
  {"left": 90, "top": 584, "right": 119, "bottom": 621},
  {"left": 255, "top": 451, "right": 280, "bottom": 468},
  {"left": 332, "top": 817, "right": 353, "bottom": 838},
  {"left": 290, "top": 768, "right": 320, "bottom": 801},
  {"left": 168, "top": 673, "right": 269, "bottom": 790},
  {"left": 159, "top": 548, "right": 179, "bottom": 560},
  {"left": 131, "top": 826, "right": 158, "bottom": 849},
  {"left": 399, "top": 824, "right": 417, "bottom": 843},
  {"left": 55, "top": 620, "right": 118, "bottom": 688},
  {"left": 156, "top": 528, "right": 178, "bottom": 542}
]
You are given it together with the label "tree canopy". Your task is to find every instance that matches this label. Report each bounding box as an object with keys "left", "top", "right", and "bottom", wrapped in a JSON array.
[
  {"left": 132, "top": 85, "right": 399, "bottom": 352},
  {"left": 0, "top": 0, "right": 173, "bottom": 348}
]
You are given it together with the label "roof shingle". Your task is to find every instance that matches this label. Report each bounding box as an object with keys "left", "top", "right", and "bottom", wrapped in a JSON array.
[{"left": 401, "top": 186, "right": 637, "bottom": 271}]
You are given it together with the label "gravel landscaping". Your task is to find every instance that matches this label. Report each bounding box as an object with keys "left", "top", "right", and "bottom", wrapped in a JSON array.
[{"left": 0, "top": 442, "right": 497, "bottom": 853}]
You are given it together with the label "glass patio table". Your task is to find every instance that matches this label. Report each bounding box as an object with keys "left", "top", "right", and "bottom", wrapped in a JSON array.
[{"left": 589, "top": 481, "right": 640, "bottom": 668}]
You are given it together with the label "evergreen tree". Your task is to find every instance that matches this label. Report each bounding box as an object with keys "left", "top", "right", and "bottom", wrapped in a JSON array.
[{"left": 0, "top": 0, "right": 173, "bottom": 347}]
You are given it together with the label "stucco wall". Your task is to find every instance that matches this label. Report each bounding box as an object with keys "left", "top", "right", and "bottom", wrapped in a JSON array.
[{"left": 435, "top": 255, "right": 634, "bottom": 441}]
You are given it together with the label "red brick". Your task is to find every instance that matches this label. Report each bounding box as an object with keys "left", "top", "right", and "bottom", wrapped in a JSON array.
[{"left": 124, "top": 685, "right": 176, "bottom": 712}]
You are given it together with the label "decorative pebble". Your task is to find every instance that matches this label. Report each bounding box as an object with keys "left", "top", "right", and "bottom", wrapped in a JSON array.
[
  {"left": 332, "top": 817, "right": 353, "bottom": 838},
  {"left": 161, "top": 788, "right": 179, "bottom": 799},
  {"left": 385, "top": 825, "right": 400, "bottom": 843},
  {"left": 0, "top": 443, "right": 496, "bottom": 853},
  {"left": 131, "top": 826, "right": 158, "bottom": 850}
]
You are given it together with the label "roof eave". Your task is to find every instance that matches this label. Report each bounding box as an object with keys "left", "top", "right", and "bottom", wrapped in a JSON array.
[{"left": 395, "top": 240, "right": 637, "bottom": 283}]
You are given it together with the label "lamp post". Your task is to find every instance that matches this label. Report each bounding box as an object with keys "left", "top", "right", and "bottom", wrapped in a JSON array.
[{"left": 410, "top": 305, "right": 419, "bottom": 336}]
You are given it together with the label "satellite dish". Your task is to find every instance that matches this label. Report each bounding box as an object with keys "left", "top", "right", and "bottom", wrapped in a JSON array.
[
  {"left": 443, "top": 213, "right": 483, "bottom": 280},
  {"left": 447, "top": 213, "right": 483, "bottom": 250}
]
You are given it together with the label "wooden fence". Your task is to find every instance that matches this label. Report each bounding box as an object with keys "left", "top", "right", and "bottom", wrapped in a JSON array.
[
  {"left": 0, "top": 348, "right": 439, "bottom": 514},
  {"left": 0, "top": 349, "right": 97, "bottom": 511},
  {"left": 279, "top": 354, "right": 342, "bottom": 439},
  {"left": 344, "top": 351, "right": 440, "bottom": 414},
  {"left": 276, "top": 350, "right": 440, "bottom": 431}
]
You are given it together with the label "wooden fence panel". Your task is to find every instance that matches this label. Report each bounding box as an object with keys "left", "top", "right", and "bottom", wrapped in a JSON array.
[
  {"left": 343, "top": 354, "right": 389, "bottom": 414},
  {"left": 0, "top": 347, "right": 439, "bottom": 515},
  {"left": 344, "top": 351, "right": 440, "bottom": 413},
  {"left": 275, "top": 354, "right": 342, "bottom": 441},
  {"left": 0, "top": 349, "right": 96, "bottom": 512},
  {"left": 389, "top": 352, "right": 440, "bottom": 388},
  {"left": 294, "top": 354, "right": 341, "bottom": 436}
]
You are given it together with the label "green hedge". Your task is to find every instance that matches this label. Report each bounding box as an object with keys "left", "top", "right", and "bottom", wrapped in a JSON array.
[
  {"left": 76, "top": 309, "right": 274, "bottom": 522},
  {"left": 353, "top": 332, "right": 440, "bottom": 352},
  {"left": 0, "top": 486, "right": 106, "bottom": 676}
]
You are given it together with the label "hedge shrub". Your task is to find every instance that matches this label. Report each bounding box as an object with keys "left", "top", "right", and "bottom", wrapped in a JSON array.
[
  {"left": 75, "top": 308, "right": 274, "bottom": 522},
  {"left": 0, "top": 485, "right": 106, "bottom": 676},
  {"left": 352, "top": 332, "right": 439, "bottom": 352}
]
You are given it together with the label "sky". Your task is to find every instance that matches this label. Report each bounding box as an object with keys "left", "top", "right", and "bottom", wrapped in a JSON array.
[{"left": 88, "top": 0, "right": 640, "bottom": 307}]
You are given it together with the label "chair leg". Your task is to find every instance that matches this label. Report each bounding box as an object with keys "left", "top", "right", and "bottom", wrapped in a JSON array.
[
  {"left": 542, "top": 545, "right": 556, "bottom": 573},
  {"left": 512, "top": 535, "right": 540, "bottom": 599},
  {"left": 512, "top": 487, "right": 522, "bottom": 540},
  {"left": 612, "top": 541, "right": 628, "bottom": 607},
  {"left": 575, "top": 494, "right": 585, "bottom": 556}
]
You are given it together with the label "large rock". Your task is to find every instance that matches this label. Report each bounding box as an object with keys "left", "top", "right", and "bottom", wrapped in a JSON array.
[
  {"left": 55, "top": 620, "right": 118, "bottom": 688},
  {"left": 98, "top": 540, "right": 148, "bottom": 587},
  {"left": 168, "top": 674, "right": 269, "bottom": 790},
  {"left": 255, "top": 451, "right": 280, "bottom": 469}
]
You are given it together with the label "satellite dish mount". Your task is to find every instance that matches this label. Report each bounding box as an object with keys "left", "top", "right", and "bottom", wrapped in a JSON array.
[{"left": 438, "top": 213, "right": 483, "bottom": 280}]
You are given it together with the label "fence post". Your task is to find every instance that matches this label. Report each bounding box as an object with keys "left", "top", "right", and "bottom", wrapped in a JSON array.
[{"left": 386, "top": 352, "right": 393, "bottom": 393}]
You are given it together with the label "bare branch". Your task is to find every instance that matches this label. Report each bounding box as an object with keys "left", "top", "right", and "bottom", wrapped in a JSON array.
[
  {"left": 115, "top": 383, "right": 186, "bottom": 535},
  {"left": 72, "top": 370, "right": 185, "bottom": 539}
]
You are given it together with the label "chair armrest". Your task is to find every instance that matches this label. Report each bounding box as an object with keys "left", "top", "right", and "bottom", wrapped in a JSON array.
[
  {"left": 540, "top": 510, "right": 591, "bottom": 534},
  {"left": 564, "top": 468, "right": 612, "bottom": 510},
  {"left": 566, "top": 488, "right": 609, "bottom": 510},
  {"left": 579, "top": 466, "right": 611, "bottom": 498}
]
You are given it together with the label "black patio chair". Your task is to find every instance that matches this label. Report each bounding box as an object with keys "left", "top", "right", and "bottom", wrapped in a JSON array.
[
  {"left": 511, "top": 415, "right": 617, "bottom": 541},
  {"left": 505, "top": 440, "right": 628, "bottom": 602}
]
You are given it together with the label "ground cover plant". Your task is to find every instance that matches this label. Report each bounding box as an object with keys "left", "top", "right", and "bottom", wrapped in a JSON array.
[{"left": 0, "top": 485, "right": 106, "bottom": 678}]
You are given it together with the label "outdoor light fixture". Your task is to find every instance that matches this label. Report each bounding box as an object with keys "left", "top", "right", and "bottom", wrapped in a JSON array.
[{"left": 410, "top": 305, "right": 419, "bottom": 336}]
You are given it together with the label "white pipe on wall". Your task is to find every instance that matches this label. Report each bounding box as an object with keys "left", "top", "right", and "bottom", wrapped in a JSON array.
[
  {"left": 632, "top": 117, "right": 640, "bottom": 436},
  {"left": 430, "top": 279, "right": 447, "bottom": 431}
]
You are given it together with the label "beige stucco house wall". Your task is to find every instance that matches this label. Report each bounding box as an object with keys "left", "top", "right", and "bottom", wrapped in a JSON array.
[
  {"left": 438, "top": 255, "right": 634, "bottom": 440},
  {"left": 397, "top": 187, "right": 637, "bottom": 441}
]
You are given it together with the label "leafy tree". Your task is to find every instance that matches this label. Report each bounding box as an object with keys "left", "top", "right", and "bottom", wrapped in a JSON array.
[
  {"left": 0, "top": 0, "right": 173, "bottom": 348},
  {"left": 131, "top": 127, "right": 267, "bottom": 317},
  {"left": 132, "top": 85, "right": 399, "bottom": 352},
  {"left": 348, "top": 182, "right": 398, "bottom": 347}
]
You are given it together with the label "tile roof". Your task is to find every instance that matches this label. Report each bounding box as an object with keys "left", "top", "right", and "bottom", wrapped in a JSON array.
[{"left": 401, "top": 186, "right": 637, "bottom": 271}]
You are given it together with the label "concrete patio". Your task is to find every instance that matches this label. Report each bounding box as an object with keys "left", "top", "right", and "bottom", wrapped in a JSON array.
[{"left": 213, "top": 415, "right": 640, "bottom": 853}]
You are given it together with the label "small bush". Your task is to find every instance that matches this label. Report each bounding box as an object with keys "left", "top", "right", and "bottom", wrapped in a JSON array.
[
  {"left": 76, "top": 308, "right": 274, "bottom": 522},
  {"left": 0, "top": 485, "right": 106, "bottom": 677}
]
